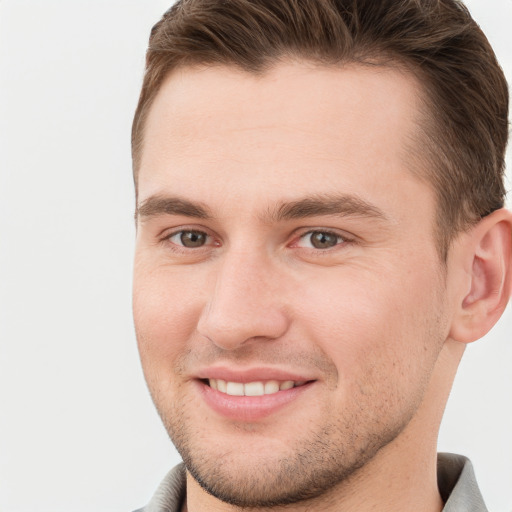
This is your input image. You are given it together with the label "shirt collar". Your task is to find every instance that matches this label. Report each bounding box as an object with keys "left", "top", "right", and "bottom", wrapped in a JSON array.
[{"left": 438, "top": 453, "right": 488, "bottom": 512}]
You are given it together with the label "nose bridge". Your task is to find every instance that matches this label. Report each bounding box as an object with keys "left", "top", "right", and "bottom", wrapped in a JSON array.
[{"left": 197, "top": 247, "right": 289, "bottom": 349}]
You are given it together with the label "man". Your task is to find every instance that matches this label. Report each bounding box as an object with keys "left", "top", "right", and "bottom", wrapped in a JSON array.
[{"left": 131, "top": 0, "right": 511, "bottom": 510}]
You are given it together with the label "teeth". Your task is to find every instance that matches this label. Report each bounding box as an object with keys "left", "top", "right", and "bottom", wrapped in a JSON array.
[
  {"left": 226, "top": 382, "right": 244, "bottom": 396},
  {"left": 244, "top": 381, "right": 264, "bottom": 396},
  {"left": 208, "top": 379, "right": 304, "bottom": 396},
  {"left": 279, "top": 380, "right": 294, "bottom": 391},
  {"left": 264, "top": 380, "right": 279, "bottom": 394},
  {"left": 217, "top": 379, "right": 227, "bottom": 393}
]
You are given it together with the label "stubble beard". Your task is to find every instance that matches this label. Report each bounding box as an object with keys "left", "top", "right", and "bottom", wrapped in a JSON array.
[{"left": 158, "top": 394, "right": 412, "bottom": 509}]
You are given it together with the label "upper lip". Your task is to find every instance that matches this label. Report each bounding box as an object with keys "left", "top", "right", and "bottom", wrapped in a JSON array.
[{"left": 195, "top": 366, "right": 316, "bottom": 383}]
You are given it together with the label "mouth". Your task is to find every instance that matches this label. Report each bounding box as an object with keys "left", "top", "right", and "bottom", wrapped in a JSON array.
[
  {"left": 205, "top": 378, "right": 310, "bottom": 396},
  {"left": 195, "top": 367, "right": 317, "bottom": 421},
  {"left": 197, "top": 374, "right": 316, "bottom": 421}
]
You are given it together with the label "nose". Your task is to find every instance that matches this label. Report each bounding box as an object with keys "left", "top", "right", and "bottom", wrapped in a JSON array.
[{"left": 197, "top": 249, "right": 290, "bottom": 350}]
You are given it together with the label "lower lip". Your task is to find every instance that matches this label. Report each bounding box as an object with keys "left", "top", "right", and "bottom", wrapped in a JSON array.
[{"left": 197, "top": 380, "right": 314, "bottom": 422}]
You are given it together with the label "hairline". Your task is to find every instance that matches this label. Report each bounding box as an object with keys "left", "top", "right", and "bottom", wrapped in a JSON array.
[{"left": 132, "top": 53, "right": 419, "bottom": 178}]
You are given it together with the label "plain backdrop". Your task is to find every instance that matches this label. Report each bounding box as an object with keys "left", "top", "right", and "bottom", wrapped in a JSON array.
[{"left": 0, "top": 1, "right": 511, "bottom": 511}]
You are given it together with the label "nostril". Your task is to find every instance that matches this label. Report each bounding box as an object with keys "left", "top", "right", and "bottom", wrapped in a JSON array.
[{"left": 197, "top": 307, "right": 290, "bottom": 351}]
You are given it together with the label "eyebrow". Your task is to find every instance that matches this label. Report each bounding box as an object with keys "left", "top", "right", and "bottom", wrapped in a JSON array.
[
  {"left": 264, "top": 194, "right": 388, "bottom": 223},
  {"left": 137, "top": 196, "right": 212, "bottom": 220},
  {"left": 136, "top": 193, "right": 387, "bottom": 223}
]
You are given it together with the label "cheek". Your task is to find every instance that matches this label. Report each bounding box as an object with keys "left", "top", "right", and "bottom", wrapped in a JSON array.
[
  {"left": 132, "top": 261, "right": 205, "bottom": 367},
  {"left": 293, "top": 262, "right": 445, "bottom": 387}
]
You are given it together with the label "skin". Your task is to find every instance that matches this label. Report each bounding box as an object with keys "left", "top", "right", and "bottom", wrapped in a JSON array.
[{"left": 133, "top": 61, "right": 511, "bottom": 512}]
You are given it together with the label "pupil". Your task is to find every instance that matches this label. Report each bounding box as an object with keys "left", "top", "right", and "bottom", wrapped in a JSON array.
[
  {"left": 311, "top": 232, "right": 337, "bottom": 249},
  {"left": 181, "top": 231, "right": 206, "bottom": 248}
]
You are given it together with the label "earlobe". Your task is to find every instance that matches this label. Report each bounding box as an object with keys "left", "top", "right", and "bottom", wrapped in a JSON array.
[{"left": 449, "top": 208, "right": 512, "bottom": 344}]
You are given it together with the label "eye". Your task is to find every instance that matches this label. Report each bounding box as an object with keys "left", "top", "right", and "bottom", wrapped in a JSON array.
[
  {"left": 168, "top": 230, "right": 210, "bottom": 248},
  {"left": 296, "top": 230, "right": 345, "bottom": 249}
]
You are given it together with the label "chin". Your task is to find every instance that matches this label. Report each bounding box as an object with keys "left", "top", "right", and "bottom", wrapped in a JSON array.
[{"left": 166, "top": 411, "right": 406, "bottom": 508}]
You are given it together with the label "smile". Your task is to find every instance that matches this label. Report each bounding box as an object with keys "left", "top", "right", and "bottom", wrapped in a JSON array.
[
  {"left": 199, "top": 376, "right": 315, "bottom": 421},
  {"left": 208, "top": 379, "right": 308, "bottom": 396}
]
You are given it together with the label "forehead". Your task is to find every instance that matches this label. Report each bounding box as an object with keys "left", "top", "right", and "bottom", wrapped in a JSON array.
[{"left": 138, "top": 61, "right": 432, "bottom": 223}]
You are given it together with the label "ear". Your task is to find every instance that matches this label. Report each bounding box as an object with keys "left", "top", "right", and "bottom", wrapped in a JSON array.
[{"left": 449, "top": 208, "right": 512, "bottom": 344}]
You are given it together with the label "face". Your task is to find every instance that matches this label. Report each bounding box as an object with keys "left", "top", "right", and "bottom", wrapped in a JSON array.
[{"left": 133, "top": 62, "right": 452, "bottom": 507}]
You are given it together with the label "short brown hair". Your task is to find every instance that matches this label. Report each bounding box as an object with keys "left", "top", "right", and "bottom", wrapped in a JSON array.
[{"left": 132, "top": 0, "right": 509, "bottom": 257}]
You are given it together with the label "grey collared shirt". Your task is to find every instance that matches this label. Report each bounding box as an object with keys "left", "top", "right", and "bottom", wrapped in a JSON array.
[
  {"left": 135, "top": 453, "right": 487, "bottom": 512},
  {"left": 438, "top": 453, "right": 488, "bottom": 512}
]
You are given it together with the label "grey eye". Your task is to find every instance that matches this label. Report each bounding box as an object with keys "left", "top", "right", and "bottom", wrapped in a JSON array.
[
  {"left": 310, "top": 232, "right": 339, "bottom": 249},
  {"left": 171, "top": 230, "right": 208, "bottom": 248},
  {"left": 299, "top": 231, "right": 341, "bottom": 249}
]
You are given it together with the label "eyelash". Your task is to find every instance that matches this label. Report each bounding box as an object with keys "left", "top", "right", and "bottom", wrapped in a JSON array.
[
  {"left": 160, "top": 227, "right": 353, "bottom": 254},
  {"left": 292, "top": 229, "right": 351, "bottom": 250},
  {"left": 162, "top": 229, "right": 217, "bottom": 251}
]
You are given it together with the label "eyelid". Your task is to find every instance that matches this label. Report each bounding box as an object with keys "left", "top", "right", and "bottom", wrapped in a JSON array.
[
  {"left": 157, "top": 225, "right": 355, "bottom": 251},
  {"left": 291, "top": 228, "right": 353, "bottom": 247},
  {"left": 160, "top": 226, "right": 219, "bottom": 248},
  {"left": 169, "top": 231, "right": 209, "bottom": 247}
]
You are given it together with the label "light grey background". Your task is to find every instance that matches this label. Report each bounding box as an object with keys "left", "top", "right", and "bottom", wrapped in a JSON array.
[{"left": 0, "top": 1, "right": 510, "bottom": 511}]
